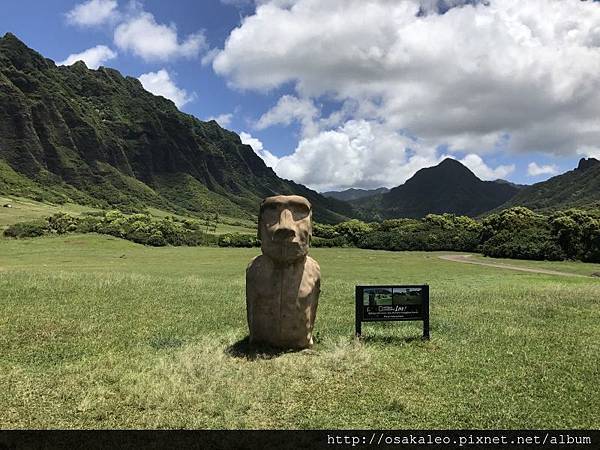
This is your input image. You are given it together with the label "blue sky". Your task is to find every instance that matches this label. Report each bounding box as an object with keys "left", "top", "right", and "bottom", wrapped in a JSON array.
[{"left": 2, "top": 0, "right": 599, "bottom": 191}]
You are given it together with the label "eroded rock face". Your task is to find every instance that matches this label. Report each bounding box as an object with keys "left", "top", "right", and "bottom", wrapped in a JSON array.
[{"left": 246, "top": 195, "right": 321, "bottom": 349}]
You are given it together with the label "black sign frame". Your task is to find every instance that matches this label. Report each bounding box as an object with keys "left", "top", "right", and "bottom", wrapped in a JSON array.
[{"left": 355, "top": 284, "right": 430, "bottom": 340}]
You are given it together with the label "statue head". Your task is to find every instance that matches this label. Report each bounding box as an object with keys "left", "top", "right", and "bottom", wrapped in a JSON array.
[{"left": 259, "top": 195, "right": 312, "bottom": 263}]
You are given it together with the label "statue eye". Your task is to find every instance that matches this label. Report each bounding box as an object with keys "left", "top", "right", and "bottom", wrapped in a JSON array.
[
  {"left": 291, "top": 205, "right": 309, "bottom": 221},
  {"left": 261, "top": 204, "right": 279, "bottom": 225}
]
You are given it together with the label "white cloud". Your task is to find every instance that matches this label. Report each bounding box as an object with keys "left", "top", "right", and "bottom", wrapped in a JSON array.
[
  {"left": 274, "top": 120, "right": 440, "bottom": 191},
  {"left": 207, "top": 113, "right": 234, "bottom": 127},
  {"left": 138, "top": 69, "right": 194, "bottom": 108},
  {"left": 240, "top": 132, "right": 280, "bottom": 168},
  {"left": 114, "top": 10, "right": 206, "bottom": 61},
  {"left": 527, "top": 162, "right": 559, "bottom": 177},
  {"left": 256, "top": 95, "right": 319, "bottom": 136},
  {"left": 201, "top": 48, "right": 221, "bottom": 66},
  {"left": 456, "top": 154, "right": 515, "bottom": 180},
  {"left": 66, "top": 0, "right": 119, "bottom": 27},
  {"left": 214, "top": 0, "right": 600, "bottom": 160},
  {"left": 58, "top": 45, "right": 117, "bottom": 69},
  {"left": 248, "top": 118, "right": 514, "bottom": 191}
]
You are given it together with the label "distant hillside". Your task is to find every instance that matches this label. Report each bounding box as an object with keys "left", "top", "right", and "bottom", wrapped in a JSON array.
[
  {"left": 500, "top": 158, "right": 600, "bottom": 211},
  {"left": 322, "top": 187, "right": 389, "bottom": 202},
  {"left": 353, "top": 158, "right": 520, "bottom": 219},
  {"left": 493, "top": 179, "right": 526, "bottom": 189},
  {"left": 0, "top": 33, "right": 351, "bottom": 223}
]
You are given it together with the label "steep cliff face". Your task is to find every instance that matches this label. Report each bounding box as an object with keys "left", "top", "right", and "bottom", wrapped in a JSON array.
[{"left": 0, "top": 33, "right": 351, "bottom": 223}]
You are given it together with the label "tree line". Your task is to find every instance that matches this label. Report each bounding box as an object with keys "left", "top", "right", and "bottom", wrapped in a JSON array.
[
  {"left": 3, "top": 207, "right": 599, "bottom": 262},
  {"left": 312, "top": 207, "right": 599, "bottom": 263}
]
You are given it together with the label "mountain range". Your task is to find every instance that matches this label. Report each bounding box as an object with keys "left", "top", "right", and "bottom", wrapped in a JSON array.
[
  {"left": 322, "top": 187, "right": 389, "bottom": 202},
  {"left": 0, "top": 33, "right": 598, "bottom": 224},
  {"left": 0, "top": 33, "right": 351, "bottom": 223}
]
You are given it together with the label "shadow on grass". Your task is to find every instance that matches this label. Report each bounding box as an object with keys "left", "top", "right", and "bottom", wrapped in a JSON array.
[{"left": 225, "top": 336, "right": 304, "bottom": 360}]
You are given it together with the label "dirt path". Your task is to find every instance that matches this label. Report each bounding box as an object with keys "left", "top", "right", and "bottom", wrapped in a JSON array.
[{"left": 438, "top": 254, "right": 590, "bottom": 278}]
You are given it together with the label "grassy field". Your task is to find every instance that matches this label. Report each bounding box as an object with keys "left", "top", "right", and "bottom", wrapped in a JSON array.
[
  {"left": 0, "top": 196, "right": 99, "bottom": 230},
  {"left": 467, "top": 253, "right": 600, "bottom": 277},
  {"left": 0, "top": 196, "right": 256, "bottom": 235},
  {"left": 0, "top": 234, "right": 599, "bottom": 429}
]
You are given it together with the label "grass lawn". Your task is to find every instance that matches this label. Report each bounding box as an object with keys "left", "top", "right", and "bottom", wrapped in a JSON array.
[
  {"left": 0, "top": 234, "right": 599, "bottom": 429},
  {"left": 0, "top": 197, "right": 256, "bottom": 235},
  {"left": 467, "top": 253, "right": 600, "bottom": 277},
  {"left": 0, "top": 196, "right": 99, "bottom": 231}
]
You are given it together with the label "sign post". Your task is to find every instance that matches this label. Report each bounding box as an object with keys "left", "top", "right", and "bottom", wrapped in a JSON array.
[{"left": 355, "top": 285, "right": 430, "bottom": 340}]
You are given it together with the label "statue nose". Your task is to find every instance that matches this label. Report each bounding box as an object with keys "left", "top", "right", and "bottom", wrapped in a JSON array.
[{"left": 273, "top": 209, "right": 295, "bottom": 240}]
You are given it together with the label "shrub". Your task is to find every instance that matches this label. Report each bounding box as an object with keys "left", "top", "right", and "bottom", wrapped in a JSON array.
[
  {"left": 3, "top": 220, "right": 48, "bottom": 238},
  {"left": 549, "top": 209, "right": 600, "bottom": 262},
  {"left": 218, "top": 233, "right": 260, "bottom": 248},
  {"left": 312, "top": 223, "right": 339, "bottom": 239},
  {"left": 47, "top": 212, "right": 79, "bottom": 234},
  {"left": 482, "top": 229, "right": 564, "bottom": 261},
  {"left": 333, "top": 219, "right": 373, "bottom": 244},
  {"left": 311, "top": 236, "right": 350, "bottom": 248},
  {"left": 480, "top": 207, "right": 546, "bottom": 244}
]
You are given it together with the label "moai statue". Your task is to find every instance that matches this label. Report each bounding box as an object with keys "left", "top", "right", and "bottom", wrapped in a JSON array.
[{"left": 246, "top": 195, "right": 321, "bottom": 349}]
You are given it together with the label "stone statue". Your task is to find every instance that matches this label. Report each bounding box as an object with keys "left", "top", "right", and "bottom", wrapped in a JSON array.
[{"left": 246, "top": 195, "right": 321, "bottom": 349}]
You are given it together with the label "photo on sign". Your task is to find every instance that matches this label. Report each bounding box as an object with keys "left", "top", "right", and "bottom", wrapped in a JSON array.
[
  {"left": 392, "top": 287, "right": 423, "bottom": 306},
  {"left": 363, "top": 287, "right": 393, "bottom": 306},
  {"left": 363, "top": 287, "right": 423, "bottom": 306}
]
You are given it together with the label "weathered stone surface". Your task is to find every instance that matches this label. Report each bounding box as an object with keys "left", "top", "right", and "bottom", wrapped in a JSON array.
[{"left": 246, "top": 195, "right": 321, "bottom": 349}]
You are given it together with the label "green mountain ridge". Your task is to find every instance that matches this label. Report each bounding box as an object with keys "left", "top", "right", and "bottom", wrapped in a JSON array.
[
  {"left": 352, "top": 158, "right": 521, "bottom": 219},
  {"left": 498, "top": 157, "right": 600, "bottom": 212},
  {"left": 322, "top": 187, "right": 390, "bottom": 202},
  {"left": 0, "top": 33, "right": 351, "bottom": 223},
  {"left": 2, "top": 33, "right": 597, "bottom": 225}
]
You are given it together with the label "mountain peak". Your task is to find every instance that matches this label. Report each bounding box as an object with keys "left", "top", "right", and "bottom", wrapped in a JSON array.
[
  {"left": 0, "top": 32, "right": 50, "bottom": 70},
  {"left": 438, "top": 157, "right": 463, "bottom": 167},
  {"left": 436, "top": 157, "right": 474, "bottom": 174},
  {"left": 374, "top": 158, "right": 519, "bottom": 218},
  {"left": 1, "top": 32, "right": 31, "bottom": 51},
  {"left": 409, "top": 158, "right": 477, "bottom": 185},
  {"left": 1, "top": 32, "right": 21, "bottom": 42},
  {"left": 577, "top": 157, "right": 599, "bottom": 171}
]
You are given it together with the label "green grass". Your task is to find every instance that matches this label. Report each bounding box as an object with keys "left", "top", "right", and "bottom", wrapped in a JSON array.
[
  {"left": 0, "top": 197, "right": 255, "bottom": 235},
  {"left": 468, "top": 253, "right": 600, "bottom": 277},
  {"left": 0, "top": 196, "right": 99, "bottom": 230},
  {"left": 0, "top": 234, "right": 599, "bottom": 429}
]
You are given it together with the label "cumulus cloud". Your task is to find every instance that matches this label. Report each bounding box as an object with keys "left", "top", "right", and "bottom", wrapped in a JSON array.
[
  {"left": 213, "top": 0, "right": 600, "bottom": 175},
  {"left": 66, "top": 0, "right": 119, "bottom": 27},
  {"left": 527, "top": 162, "right": 559, "bottom": 177},
  {"left": 58, "top": 45, "right": 117, "bottom": 69},
  {"left": 455, "top": 154, "right": 515, "bottom": 180},
  {"left": 248, "top": 118, "right": 515, "bottom": 191},
  {"left": 240, "top": 132, "right": 280, "bottom": 168},
  {"left": 138, "top": 69, "right": 194, "bottom": 108},
  {"left": 207, "top": 113, "right": 234, "bottom": 127},
  {"left": 114, "top": 10, "right": 206, "bottom": 61},
  {"left": 256, "top": 95, "right": 319, "bottom": 136},
  {"left": 272, "top": 120, "right": 431, "bottom": 191}
]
